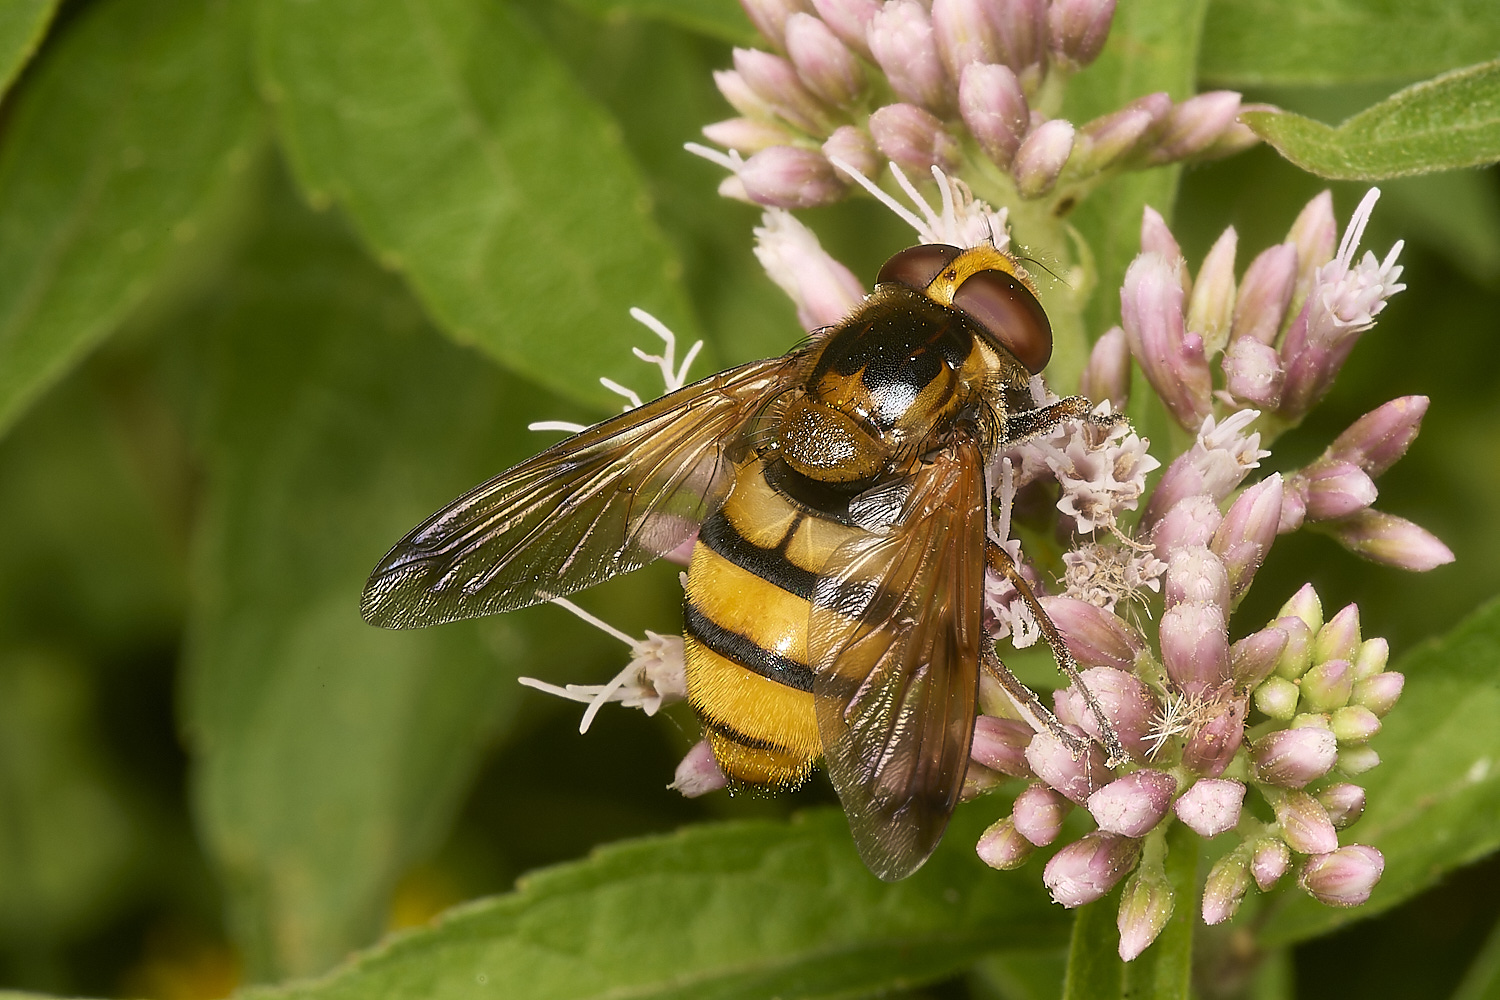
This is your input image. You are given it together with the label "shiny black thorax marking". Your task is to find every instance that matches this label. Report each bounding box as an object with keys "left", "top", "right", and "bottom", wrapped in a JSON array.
[{"left": 810, "top": 288, "right": 982, "bottom": 431}]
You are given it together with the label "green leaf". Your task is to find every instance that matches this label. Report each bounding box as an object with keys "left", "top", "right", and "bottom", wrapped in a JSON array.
[
  {"left": 1062, "top": 0, "right": 1210, "bottom": 340},
  {"left": 1243, "top": 60, "right": 1500, "bottom": 181},
  {"left": 0, "top": 0, "right": 262, "bottom": 439},
  {"left": 1452, "top": 914, "right": 1500, "bottom": 1000},
  {"left": 0, "top": 0, "right": 58, "bottom": 97},
  {"left": 1259, "top": 594, "right": 1500, "bottom": 946},
  {"left": 0, "top": 649, "right": 139, "bottom": 942},
  {"left": 182, "top": 169, "right": 555, "bottom": 980},
  {"left": 257, "top": 0, "right": 699, "bottom": 412},
  {"left": 563, "top": 0, "right": 755, "bottom": 45},
  {"left": 1062, "top": 897, "right": 1123, "bottom": 999},
  {"left": 1201, "top": 0, "right": 1500, "bottom": 86},
  {"left": 243, "top": 807, "right": 1069, "bottom": 1000},
  {"left": 1121, "top": 826, "right": 1197, "bottom": 1000}
]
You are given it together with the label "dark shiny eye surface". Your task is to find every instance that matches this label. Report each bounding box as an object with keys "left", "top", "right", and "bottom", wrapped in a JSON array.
[
  {"left": 952, "top": 269, "right": 1053, "bottom": 374},
  {"left": 875, "top": 244, "right": 963, "bottom": 290}
]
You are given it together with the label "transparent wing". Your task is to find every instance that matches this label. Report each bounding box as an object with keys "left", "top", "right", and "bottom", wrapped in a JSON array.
[
  {"left": 362, "top": 353, "right": 805, "bottom": 628},
  {"left": 809, "top": 434, "right": 986, "bottom": 881}
]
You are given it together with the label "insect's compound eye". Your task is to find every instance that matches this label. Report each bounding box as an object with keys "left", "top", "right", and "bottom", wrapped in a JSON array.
[
  {"left": 875, "top": 244, "right": 964, "bottom": 291},
  {"left": 952, "top": 269, "right": 1053, "bottom": 374}
]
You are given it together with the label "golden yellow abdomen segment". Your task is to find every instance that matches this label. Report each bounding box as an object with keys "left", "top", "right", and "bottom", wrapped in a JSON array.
[{"left": 683, "top": 529, "right": 820, "bottom": 789}]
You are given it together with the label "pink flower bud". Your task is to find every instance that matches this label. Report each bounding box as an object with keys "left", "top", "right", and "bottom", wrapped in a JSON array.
[
  {"left": 1302, "top": 461, "right": 1378, "bottom": 522},
  {"left": 1252, "top": 728, "right": 1337, "bottom": 788},
  {"left": 869, "top": 1, "right": 954, "bottom": 114},
  {"left": 1353, "top": 671, "right": 1404, "bottom": 716},
  {"left": 1330, "top": 705, "right": 1381, "bottom": 744},
  {"left": 733, "top": 48, "right": 837, "bottom": 135},
  {"left": 1232, "top": 624, "right": 1288, "bottom": 688},
  {"left": 1116, "top": 868, "right": 1173, "bottom": 961},
  {"left": 1221, "top": 336, "right": 1285, "bottom": 408},
  {"left": 1080, "top": 325, "right": 1131, "bottom": 410},
  {"left": 1151, "top": 495, "right": 1223, "bottom": 555},
  {"left": 1140, "top": 204, "right": 1185, "bottom": 272},
  {"left": 958, "top": 62, "right": 1029, "bottom": 168},
  {"left": 962, "top": 761, "right": 1004, "bottom": 800},
  {"left": 1288, "top": 190, "right": 1337, "bottom": 303},
  {"left": 1327, "top": 396, "right": 1429, "bottom": 478},
  {"left": 714, "top": 69, "right": 776, "bottom": 120},
  {"left": 1254, "top": 677, "right": 1300, "bottom": 720},
  {"left": 1279, "top": 583, "right": 1324, "bottom": 634},
  {"left": 740, "top": 0, "right": 816, "bottom": 51},
  {"left": 1201, "top": 850, "right": 1251, "bottom": 925},
  {"left": 1181, "top": 695, "right": 1247, "bottom": 777},
  {"left": 1278, "top": 483, "right": 1307, "bottom": 534},
  {"left": 868, "top": 103, "right": 961, "bottom": 172},
  {"left": 1012, "top": 118, "right": 1075, "bottom": 198},
  {"left": 740, "top": 146, "right": 846, "bottom": 208},
  {"left": 670, "top": 739, "right": 727, "bottom": 796},
  {"left": 1174, "top": 777, "right": 1245, "bottom": 837},
  {"left": 1300, "top": 658, "right": 1353, "bottom": 712},
  {"left": 703, "top": 117, "right": 797, "bottom": 155},
  {"left": 1121, "top": 252, "right": 1212, "bottom": 429},
  {"left": 1252, "top": 838, "right": 1291, "bottom": 890},
  {"left": 1025, "top": 728, "right": 1108, "bottom": 804},
  {"left": 992, "top": 0, "right": 1047, "bottom": 75},
  {"left": 1088, "top": 769, "right": 1176, "bottom": 837},
  {"left": 1314, "top": 604, "right": 1360, "bottom": 664},
  {"left": 811, "top": 0, "right": 879, "bottom": 60},
  {"left": 977, "top": 815, "right": 1035, "bottom": 869},
  {"left": 785, "top": 13, "right": 865, "bottom": 107},
  {"left": 971, "top": 715, "right": 1037, "bottom": 777},
  {"left": 753, "top": 208, "right": 865, "bottom": 330},
  {"left": 821, "top": 125, "right": 882, "bottom": 180},
  {"left": 1047, "top": 0, "right": 1116, "bottom": 68},
  {"left": 1053, "top": 666, "right": 1159, "bottom": 761},
  {"left": 1273, "top": 614, "right": 1314, "bottom": 680},
  {"left": 1164, "top": 547, "right": 1230, "bottom": 611},
  {"left": 1044, "top": 832, "right": 1142, "bottom": 907},
  {"left": 1147, "top": 91, "right": 1243, "bottom": 164},
  {"left": 1231, "top": 242, "right": 1297, "bottom": 345},
  {"left": 1317, "top": 782, "right": 1366, "bottom": 828},
  {"left": 1338, "top": 747, "right": 1380, "bottom": 777},
  {"left": 1071, "top": 107, "right": 1155, "bottom": 176},
  {"left": 1353, "top": 637, "right": 1389, "bottom": 680},
  {"left": 1042, "top": 597, "right": 1146, "bottom": 670},
  {"left": 1273, "top": 789, "right": 1339, "bottom": 855},
  {"left": 932, "top": 0, "right": 1004, "bottom": 80},
  {"left": 1013, "top": 783, "right": 1071, "bottom": 845},
  {"left": 1299, "top": 845, "right": 1383, "bottom": 906},
  {"left": 1187, "top": 226, "right": 1238, "bottom": 356},
  {"left": 1160, "top": 603, "right": 1229, "bottom": 695},
  {"left": 1321, "top": 510, "right": 1455, "bottom": 571}
]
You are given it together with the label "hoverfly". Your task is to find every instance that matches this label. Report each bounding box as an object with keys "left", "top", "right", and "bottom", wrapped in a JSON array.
[{"left": 362, "top": 242, "right": 1125, "bottom": 881}]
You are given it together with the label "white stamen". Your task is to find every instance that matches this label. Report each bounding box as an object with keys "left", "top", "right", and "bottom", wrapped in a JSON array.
[
  {"left": 549, "top": 596, "right": 637, "bottom": 646},
  {"left": 528, "top": 420, "right": 589, "bottom": 433},
  {"left": 600, "top": 377, "right": 644, "bottom": 410},
  {"left": 828, "top": 155, "right": 930, "bottom": 233},
  {"left": 684, "top": 141, "right": 743, "bottom": 173}
]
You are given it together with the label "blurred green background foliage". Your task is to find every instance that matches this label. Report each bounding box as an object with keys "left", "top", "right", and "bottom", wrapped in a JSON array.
[{"left": 0, "top": 0, "right": 1497, "bottom": 998}]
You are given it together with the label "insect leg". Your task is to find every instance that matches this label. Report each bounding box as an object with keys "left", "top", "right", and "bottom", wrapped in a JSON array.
[
  {"left": 985, "top": 538, "right": 1130, "bottom": 768},
  {"left": 1003, "top": 394, "right": 1124, "bottom": 444},
  {"left": 980, "top": 645, "right": 1090, "bottom": 758}
]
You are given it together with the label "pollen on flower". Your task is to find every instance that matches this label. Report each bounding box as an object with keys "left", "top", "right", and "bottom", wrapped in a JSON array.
[
  {"left": 1063, "top": 541, "right": 1166, "bottom": 612},
  {"left": 1025, "top": 402, "right": 1161, "bottom": 534},
  {"left": 517, "top": 598, "right": 688, "bottom": 734}
]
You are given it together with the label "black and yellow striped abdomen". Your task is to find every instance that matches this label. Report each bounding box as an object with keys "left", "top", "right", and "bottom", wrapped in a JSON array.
[{"left": 684, "top": 456, "right": 863, "bottom": 787}]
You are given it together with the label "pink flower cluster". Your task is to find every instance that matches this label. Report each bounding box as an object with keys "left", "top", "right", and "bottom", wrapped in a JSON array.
[
  {"left": 960, "top": 192, "right": 1446, "bottom": 960},
  {"left": 689, "top": 0, "right": 1258, "bottom": 209}
]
